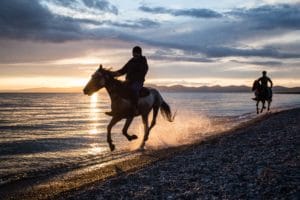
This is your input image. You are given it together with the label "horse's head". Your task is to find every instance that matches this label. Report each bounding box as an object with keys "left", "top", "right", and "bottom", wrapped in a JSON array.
[
  {"left": 83, "top": 64, "right": 109, "bottom": 96},
  {"left": 252, "top": 80, "right": 260, "bottom": 91}
]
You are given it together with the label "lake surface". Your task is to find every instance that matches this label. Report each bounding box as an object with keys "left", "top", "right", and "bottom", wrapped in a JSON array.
[{"left": 0, "top": 92, "right": 299, "bottom": 186}]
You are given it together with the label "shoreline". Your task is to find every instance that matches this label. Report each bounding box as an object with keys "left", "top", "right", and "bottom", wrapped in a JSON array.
[{"left": 1, "top": 108, "right": 299, "bottom": 199}]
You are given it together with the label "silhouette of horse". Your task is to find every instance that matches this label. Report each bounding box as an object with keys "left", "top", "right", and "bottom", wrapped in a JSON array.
[
  {"left": 252, "top": 80, "right": 272, "bottom": 114},
  {"left": 83, "top": 65, "right": 175, "bottom": 151}
]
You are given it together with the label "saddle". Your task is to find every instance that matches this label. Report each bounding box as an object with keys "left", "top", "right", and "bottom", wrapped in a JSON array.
[
  {"left": 117, "top": 86, "right": 150, "bottom": 100},
  {"left": 139, "top": 87, "right": 150, "bottom": 97}
]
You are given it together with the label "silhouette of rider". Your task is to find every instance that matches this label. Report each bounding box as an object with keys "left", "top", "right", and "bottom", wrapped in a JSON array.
[
  {"left": 105, "top": 46, "right": 148, "bottom": 116},
  {"left": 254, "top": 71, "right": 273, "bottom": 100}
]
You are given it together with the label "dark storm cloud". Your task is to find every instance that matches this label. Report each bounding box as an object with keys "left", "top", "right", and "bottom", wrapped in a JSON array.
[
  {"left": 0, "top": 0, "right": 85, "bottom": 41},
  {"left": 139, "top": 6, "right": 222, "bottom": 18},
  {"left": 0, "top": 0, "right": 157, "bottom": 42}
]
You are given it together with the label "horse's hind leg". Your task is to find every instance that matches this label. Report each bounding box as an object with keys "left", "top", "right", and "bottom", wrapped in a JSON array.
[
  {"left": 140, "top": 114, "right": 150, "bottom": 149},
  {"left": 122, "top": 117, "right": 138, "bottom": 141},
  {"left": 268, "top": 100, "right": 271, "bottom": 111},
  {"left": 149, "top": 106, "right": 159, "bottom": 132},
  {"left": 256, "top": 101, "right": 259, "bottom": 114},
  {"left": 107, "top": 117, "right": 121, "bottom": 151}
]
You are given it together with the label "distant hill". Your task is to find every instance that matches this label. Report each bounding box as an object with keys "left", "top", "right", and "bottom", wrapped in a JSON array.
[
  {"left": 146, "top": 84, "right": 300, "bottom": 94},
  {"left": 0, "top": 87, "right": 82, "bottom": 93},
  {"left": 1, "top": 85, "right": 300, "bottom": 94}
]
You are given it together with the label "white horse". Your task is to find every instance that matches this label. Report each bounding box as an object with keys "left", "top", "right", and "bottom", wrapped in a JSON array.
[{"left": 83, "top": 65, "right": 175, "bottom": 151}]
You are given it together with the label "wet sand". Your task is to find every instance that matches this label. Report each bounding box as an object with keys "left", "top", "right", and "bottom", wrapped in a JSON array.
[{"left": 1, "top": 108, "right": 299, "bottom": 199}]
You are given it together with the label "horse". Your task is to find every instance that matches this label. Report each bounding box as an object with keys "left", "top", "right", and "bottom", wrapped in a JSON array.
[
  {"left": 252, "top": 80, "right": 272, "bottom": 114},
  {"left": 83, "top": 65, "right": 175, "bottom": 151}
]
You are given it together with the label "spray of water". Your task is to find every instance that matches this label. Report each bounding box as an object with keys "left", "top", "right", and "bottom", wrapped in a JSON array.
[{"left": 128, "top": 110, "right": 230, "bottom": 150}]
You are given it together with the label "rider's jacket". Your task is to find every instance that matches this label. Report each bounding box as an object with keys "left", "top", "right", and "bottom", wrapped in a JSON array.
[
  {"left": 116, "top": 56, "right": 148, "bottom": 83},
  {"left": 258, "top": 76, "right": 273, "bottom": 88}
]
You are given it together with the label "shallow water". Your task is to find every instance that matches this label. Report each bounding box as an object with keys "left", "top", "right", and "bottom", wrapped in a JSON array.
[{"left": 0, "top": 92, "right": 299, "bottom": 186}]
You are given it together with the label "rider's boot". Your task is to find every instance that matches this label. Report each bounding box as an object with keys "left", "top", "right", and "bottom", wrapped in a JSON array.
[{"left": 105, "top": 110, "right": 115, "bottom": 116}]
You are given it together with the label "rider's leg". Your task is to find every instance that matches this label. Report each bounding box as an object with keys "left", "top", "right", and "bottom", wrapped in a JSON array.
[{"left": 129, "top": 82, "right": 143, "bottom": 116}]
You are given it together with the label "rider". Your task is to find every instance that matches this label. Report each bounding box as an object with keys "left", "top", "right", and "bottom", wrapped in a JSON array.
[
  {"left": 105, "top": 46, "right": 149, "bottom": 116},
  {"left": 254, "top": 71, "right": 273, "bottom": 100}
]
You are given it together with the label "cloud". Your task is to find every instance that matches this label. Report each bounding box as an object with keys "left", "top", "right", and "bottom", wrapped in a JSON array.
[
  {"left": 110, "top": 19, "right": 159, "bottom": 29},
  {"left": 230, "top": 60, "right": 283, "bottom": 66},
  {"left": 229, "top": 4, "right": 300, "bottom": 30},
  {"left": 82, "top": 0, "right": 118, "bottom": 14},
  {"left": 139, "top": 6, "right": 222, "bottom": 18},
  {"left": 0, "top": 0, "right": 158, "bottom": 42},
  {"left": 1, "top": 1, "right": 299, "bottom": 61},
  {"left": 148, "top": 49, "right": 214, "bottom": 62}
]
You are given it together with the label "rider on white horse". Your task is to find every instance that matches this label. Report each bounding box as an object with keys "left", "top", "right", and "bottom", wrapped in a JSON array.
[{"left": 105, "top": 46, "right": 148, "bottom": 116}]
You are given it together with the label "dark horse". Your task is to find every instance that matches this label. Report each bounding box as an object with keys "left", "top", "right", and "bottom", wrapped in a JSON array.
[
  {"left": 252, "top": 80, "right": 272, "bottom": 114},
  {"left": 83, "top": 65, "right": 174, "bottom": 151}
]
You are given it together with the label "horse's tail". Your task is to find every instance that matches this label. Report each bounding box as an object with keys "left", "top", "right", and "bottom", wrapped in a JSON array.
[
  {"left": 160, "top": 97, "right": 176, "bottom": 122},
  {"left": 150, "top": 88, "right": 175, "bottom": 122},
  {"left": 160, "top": 100, "right": 175, "bottom": 122}
]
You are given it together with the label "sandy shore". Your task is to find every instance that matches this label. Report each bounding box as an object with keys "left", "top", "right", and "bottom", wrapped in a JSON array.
[{"left": 2, "top": 108, "right": 299, "bottom": 199}]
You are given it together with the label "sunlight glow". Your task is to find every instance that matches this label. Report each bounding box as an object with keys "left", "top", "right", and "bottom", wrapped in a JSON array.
[{"left": 52, "top": 56, "right": 110, "bottom": 65}]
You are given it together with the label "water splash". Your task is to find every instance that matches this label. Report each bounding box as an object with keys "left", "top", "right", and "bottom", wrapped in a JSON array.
[{"left": 128, "top": 110, "right": 231, "bottom": 150}]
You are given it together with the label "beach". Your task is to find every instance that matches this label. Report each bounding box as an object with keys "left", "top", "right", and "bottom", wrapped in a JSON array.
[{"left": 1, "top": 108, "right": 299, "bottom": 199}]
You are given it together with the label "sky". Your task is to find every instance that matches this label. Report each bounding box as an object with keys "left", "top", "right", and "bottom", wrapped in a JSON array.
[{"left": 0, "top": 0, "right": 300, "bottom": 90}]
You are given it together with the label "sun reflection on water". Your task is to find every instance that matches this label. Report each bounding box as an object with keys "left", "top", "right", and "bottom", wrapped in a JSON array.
[
  {"left": 88, "top": 143, "right": 107, "bottom": 155},
  {"left": 88, "top": 93, "right": 107, "bottom": 154},
  {"left": 89, "top": 93, "right": 99, "bottom": 135}
]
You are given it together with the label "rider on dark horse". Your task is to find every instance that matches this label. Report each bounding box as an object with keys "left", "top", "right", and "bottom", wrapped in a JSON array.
[
  {"left": 105, "top": 46, "right": 148, "bottom": 116},
  {"left": 253, "top": 71, "right": 273, "bottom": 100}
]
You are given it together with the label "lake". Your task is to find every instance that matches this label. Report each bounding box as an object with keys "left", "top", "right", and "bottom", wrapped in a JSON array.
[{"left": 0, "top": 92, "right": 299, "bottom": 186}]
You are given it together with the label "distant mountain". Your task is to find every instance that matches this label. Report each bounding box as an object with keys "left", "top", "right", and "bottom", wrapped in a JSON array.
[
  {"left": 146, "top": 84, "right": 300, "bottom": 94},
  {"left": 1, "top": 85, "right": 300, "bottom": 94},
  {"left": 0, "top": 87, "right": 82, "bottom": 93}
]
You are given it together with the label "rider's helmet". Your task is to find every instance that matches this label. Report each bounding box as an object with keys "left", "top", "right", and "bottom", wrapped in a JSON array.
[{"left": 262, "top": 71, "right": 267, "bottom": 76}]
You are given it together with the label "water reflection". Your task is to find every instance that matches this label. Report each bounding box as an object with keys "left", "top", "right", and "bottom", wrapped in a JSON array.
[
  {"left": 89, "top": 93, "right": 99, "bottom": 135},
  {"left": 88, "top": 93, "right": 106, "bottom": 154},
  {"left": 88, "top": 143, "right": 107, "bottom": 155}
]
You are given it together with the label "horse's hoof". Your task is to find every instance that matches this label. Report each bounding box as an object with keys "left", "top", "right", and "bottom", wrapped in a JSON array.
[
  {"left": 129, "top": 135, "right": 138, "bottom": 141},
  {"left": 138, "top": 147, "right": 145, "bottom": 152},
  {"left": 109, "top": 143, "right": 115, "bottom": 151}
]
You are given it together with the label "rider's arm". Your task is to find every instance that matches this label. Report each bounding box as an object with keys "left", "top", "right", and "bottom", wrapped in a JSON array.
[
  {"left": 268, "top": 78, "right": 273, "bottom": 88},
  {"left": 257, "top": 77, "right": 262, "bottom": 84},
  {"left": 112, "top": 59, "right": 132, "bottom": 77}
]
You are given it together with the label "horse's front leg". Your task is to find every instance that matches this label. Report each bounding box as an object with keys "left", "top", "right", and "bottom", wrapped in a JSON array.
[
  {"left": 140, "top": 114, "right": 150, "bottom": 149},
  {"left": 268, "top": 100, "right": 271, "bottom": 111},
  {"left": 122, "top": 117, "right": 138, "bottom": 141},
  {"left": 256, "top": 101, "right": 259, "bottom": 114},
  {"left": 107, "top": 117, "right": 121, "bottom": 151},
  {"left": 261, "top": 100, "right": 265, "bottom": 113}
]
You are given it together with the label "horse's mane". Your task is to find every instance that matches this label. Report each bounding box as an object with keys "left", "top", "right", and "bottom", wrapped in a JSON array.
[{"left": 101, "top": 68, "right": 125, "bottom": 87}]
